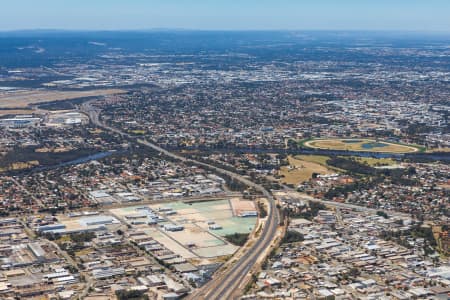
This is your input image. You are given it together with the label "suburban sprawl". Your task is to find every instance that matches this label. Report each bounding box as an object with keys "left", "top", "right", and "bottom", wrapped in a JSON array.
[{"left": 0, "top": 31, "right": 448, "bottom": 299}]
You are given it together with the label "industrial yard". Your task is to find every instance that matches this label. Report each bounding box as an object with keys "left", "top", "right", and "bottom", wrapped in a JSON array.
[{"left": 110, "top": 198, "right": 258, "bottom": 263}]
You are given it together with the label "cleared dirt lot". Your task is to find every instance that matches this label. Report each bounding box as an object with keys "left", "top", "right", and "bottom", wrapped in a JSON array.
[
  {"left": 0, "top": 89, "right": 125, "bottom": 109},
  {"left": 230, "top": 197, "right": 256, "bottom": 216}
]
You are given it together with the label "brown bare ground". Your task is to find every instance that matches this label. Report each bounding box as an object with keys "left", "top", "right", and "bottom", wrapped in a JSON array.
[
  {"left": 0, "top": 109, "right": 37, "bottom": 116},
  {"left": 0, "top": 89, "right": 125, "bottom": 109},
  {"left": 230, "top": 198, "right": 257, "bottom": 216}
]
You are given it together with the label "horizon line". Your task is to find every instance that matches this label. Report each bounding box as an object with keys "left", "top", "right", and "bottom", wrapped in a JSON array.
[{"left": 1, "top": 28, "right": 450, "bottom": 34}]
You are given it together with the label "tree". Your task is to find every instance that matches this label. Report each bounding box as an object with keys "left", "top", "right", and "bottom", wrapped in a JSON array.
[
  {"left": 282, "top": 231, "right": 304, "bottom": 244},
  {"left": 115, "top": 290, "right": 149, "bottom": 300},
  {"left": 224, "top": 233, "right": 249, "bottom": 246},
  {"left": 376, "top": 211, "right": 389, "bottom": 219},
  {"left": 348, "top": 267, "right": 360, "bottom": 277}
]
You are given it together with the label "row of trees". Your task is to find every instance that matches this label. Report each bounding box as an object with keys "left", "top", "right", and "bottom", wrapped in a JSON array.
[{"left": 224, "top": 233, "right": 249, "bottom": 246}]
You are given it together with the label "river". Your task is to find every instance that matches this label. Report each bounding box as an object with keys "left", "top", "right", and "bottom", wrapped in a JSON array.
[
  {"left": 167, "top": 146, "right": 450, "bottom": 161},
  {"left": 29, "top": 151, "right": 115, "bottom": 173}
]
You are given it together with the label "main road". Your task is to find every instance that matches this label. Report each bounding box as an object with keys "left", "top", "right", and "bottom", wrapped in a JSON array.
[
  {"left": 80, "top": 102, "right": 280, "bottom": 299},
  {"left": 278, "top": 184, "right": 411, "bottom": 218}
]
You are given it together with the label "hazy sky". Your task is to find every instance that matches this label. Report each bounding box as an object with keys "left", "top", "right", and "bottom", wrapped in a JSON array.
[{"left": 1, "top": 0, "right": 449, "bottom": 31}]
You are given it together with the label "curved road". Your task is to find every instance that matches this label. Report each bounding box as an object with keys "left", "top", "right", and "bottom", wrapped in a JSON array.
[{"left": 80, "top": 102, "right": 280, "bottom": 300}]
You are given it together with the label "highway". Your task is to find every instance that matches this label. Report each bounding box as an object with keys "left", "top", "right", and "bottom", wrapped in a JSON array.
[{"left": 80, "top": 102, "right": 280, "bottom": 300}]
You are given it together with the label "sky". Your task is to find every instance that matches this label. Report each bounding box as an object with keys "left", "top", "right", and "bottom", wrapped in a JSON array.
[{"left": 0, "top": 0, "right": 449, "bottom": 32}]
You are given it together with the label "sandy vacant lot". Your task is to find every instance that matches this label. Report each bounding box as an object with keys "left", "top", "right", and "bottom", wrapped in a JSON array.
[{"left": 0, "top": 89, "right": 125, "bottom": 109}]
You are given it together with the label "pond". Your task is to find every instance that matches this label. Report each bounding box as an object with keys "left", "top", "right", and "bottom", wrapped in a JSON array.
[{"left": 361, "top": 142, "right": 389, "bottom": 149}]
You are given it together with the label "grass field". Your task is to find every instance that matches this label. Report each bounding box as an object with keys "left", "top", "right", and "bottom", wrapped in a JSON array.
[
  {"left": 0, "top": 160, "right": 39, "bottom": 173},
  {"left": 294, "top": 154, "right": 396, "bottom": 168},
  {"left": 428, "top": 147, "right": 450, "bottom": 153},
  {"left": 304, "top": 138, "right": 421, "bottom": 153},
  {"left": 279, "top": 155, "right": 335, "bottom": 185},
  {"left": 75, "top": 248, "right": 94, "bottom": 257},
  {"left": 294, "top": 154, "right": 346, "bottom": 172},
  {"left": 295, "top": 155, "right": 330, "bottom": 166},
  {"left": 355, "top": 157, "right": 397, "bottom": 166}
]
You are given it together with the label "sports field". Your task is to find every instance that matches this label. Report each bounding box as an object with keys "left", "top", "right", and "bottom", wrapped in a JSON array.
[{"left": 304, "top": 138, "right": 421, "bottom": 153}]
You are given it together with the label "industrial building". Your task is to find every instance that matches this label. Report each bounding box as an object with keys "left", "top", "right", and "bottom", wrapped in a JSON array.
[{"left": 0, "top": 116, "right": 40, "bottom": 128}]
